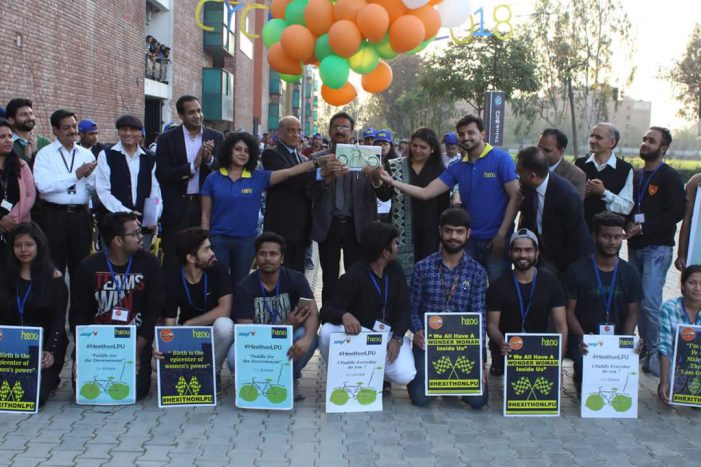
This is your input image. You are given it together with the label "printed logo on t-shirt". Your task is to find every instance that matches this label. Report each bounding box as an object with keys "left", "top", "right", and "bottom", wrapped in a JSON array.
[
  {"left": 483, "top": 172, "right": 496, "bottom": 178},
  {"left": 254, "top": 293, "right": 291, "bottom": 324},
  {"left": 94, "top": 272, "right": 145, "bottom": 327},
  {"left": 648, "top": 184, "right": 659, "bottom": 196},
  {"left": 241, "top": 188, "right": 253, "bottom": 194}
]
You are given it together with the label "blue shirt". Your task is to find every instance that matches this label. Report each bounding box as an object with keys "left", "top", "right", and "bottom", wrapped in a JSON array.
[
  {"left": 439, "top": 144, "right": 517, "bottom": 239},
  {"left": 410, "top": 251, "right": 488, "bottom": 347},
  {"left": 201, "top": 168, "right": 271, "bottom": 237}
]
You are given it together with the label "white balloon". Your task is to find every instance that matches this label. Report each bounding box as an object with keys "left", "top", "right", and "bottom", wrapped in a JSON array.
[
  {"left": 402, "top": 0, "right": 430, "bottom": 9},
  {"left": 437, "top": 0, "right": 471, "bottom": 29}
]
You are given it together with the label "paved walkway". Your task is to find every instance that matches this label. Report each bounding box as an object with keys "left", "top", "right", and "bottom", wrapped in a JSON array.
[{"left": 0, "top": 244, "right": 697, "bottom": 467}]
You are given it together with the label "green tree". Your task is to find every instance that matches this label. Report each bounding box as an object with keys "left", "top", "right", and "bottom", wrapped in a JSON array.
[{"left": 667, "top": 24, "right": 701, "bottom": 121}]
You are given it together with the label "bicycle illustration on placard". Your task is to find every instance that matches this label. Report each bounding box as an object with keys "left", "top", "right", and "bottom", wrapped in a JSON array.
[
  {"left": 329, "top": 366, "right": 383, "bottom": 406},
  {"left": 336, "top": 146, "right": 380, "bottom": 169},
  {"left": 432, "top": 356, "right": 475, "bottom": 379},
  {"left": 239, "top": 362, "right": 290, "bottom": 404},
  {"left": 79, "top": 360, "right": 134, "bottom": 401},
  {"left": 585, "top": 371, "right": 636, "bottom": 412}
]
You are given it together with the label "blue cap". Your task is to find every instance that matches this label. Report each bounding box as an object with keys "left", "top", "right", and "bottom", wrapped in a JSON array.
[
  {"left": 362, "top": 128, "right": 376, "bottom": 139},
  {"left": 374, "top": 129, "right": 392, "bottom": 143},
  {"left": 162, "top": 121, "right": 174, "bottom": 132},
  {"left": 78, "top": 119, "right": 98, "bottom": 133},
  {"left": 444, "top": 132, "right": 458, "bottom": 145},
  {"left": 0, "top": 107, "right": 6, "bottom": 119},
  {"left": 313, "top": 133, "right": 323, "bottom": 139}
]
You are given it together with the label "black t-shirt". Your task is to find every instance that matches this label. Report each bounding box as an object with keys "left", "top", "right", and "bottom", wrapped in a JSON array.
[
  {"left": 163, "top": 262, "right": 232, "bottom": 324},
  {"left": 486, "top": 270, "right": 566, "bottom": 333},
  {"left": 564, "top": 255, "right": 643, "bottom": 335},
  {"left": 233, "top": 267, "right": 314, "bottom": 324}
]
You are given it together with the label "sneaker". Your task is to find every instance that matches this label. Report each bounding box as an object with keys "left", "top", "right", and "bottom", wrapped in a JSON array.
[
  {"left": 305, "top": 258, "right": 315, "bottom": 270},
  {"left": 294, "top": 379, "right": 305, "bottom": 401}
]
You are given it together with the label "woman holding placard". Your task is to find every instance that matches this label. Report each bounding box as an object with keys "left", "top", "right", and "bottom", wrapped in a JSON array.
[
  {"left": 0, "top": 222, "right": 68, "bottom": 406},
  {"left": 658, "top": 265, "right": 701, "bottom": 404}
]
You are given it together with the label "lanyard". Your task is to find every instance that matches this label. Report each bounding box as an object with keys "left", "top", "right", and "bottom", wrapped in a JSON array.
[
  {"left": 16, "top": 282, "right": 32, "bottom": 326},
  {"left": 512, "top": 270, "right": 537, "bottom": 332},
  {"left": 636, "top": 163, "right": 663, "bottom": 212},
  {"left": 591, "top": 255, "right": 619, "bottom": 323},
  {"left": 181, "top": 267, "right": 208, "bottom": 312},
  {"left": 258, "top": 271, "right": 281, "bottom": 324},
  {"left": 105, "top": 253, "right": 133, "bottom": 298},
  {"left": 439, "top": 263, "right": 461, "bottom": 309},
  {"left": 368, "top": 271, "right": 389, "bottom": 321},
  {"left": 59, "top": 147, "right": 76, "bottom": 174}
]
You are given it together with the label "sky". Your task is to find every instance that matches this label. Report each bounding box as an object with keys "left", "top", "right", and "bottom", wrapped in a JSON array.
[{"left": 424, "top": 0, "right": 700, "bottom": 131}]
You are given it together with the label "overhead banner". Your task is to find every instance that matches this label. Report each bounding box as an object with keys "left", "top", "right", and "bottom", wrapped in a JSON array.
[
  {"left": 235, "top": 324, "right": 293, "bottom": 410},
  {"left": 503, "top": 333, "right": 561, "bottom": 416},
  {"left": 326, "top": 332, "right": 387, "bottom": 413},
  {"left": 0, "top": 326, "right": 42, "bottom": 414},
  {"left": 75, "top": 325, "right": 136, "bottom": 405},
  {"left": 155, "top": 326, "right": 216, "bottom": 408},
  {"left": 581, "top": 335, "right": 639, "bottom": 418},
  {"left": 671, "top": 324, "right": 701, "bottom": 407},
  {"left": 425, "top": 313, "right": 482, "bottom": 396},
  {"left": 484, "top": 91, "right": 506, "bottom": 146}
]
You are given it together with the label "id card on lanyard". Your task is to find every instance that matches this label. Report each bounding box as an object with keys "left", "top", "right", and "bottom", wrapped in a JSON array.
[
  {"left": 634, "top": 163, "right": 663, "bottom": 224},
  {"left": 513, "top": 270, "right": 537, "bottom": 333},
  {"left": 258, "top": 271, "right": 281, "bottom": 324},
  {"left": 368, "top": 271, "right": 390, "bottom": 332},
  {"left": 591, "top": 255, "right": 618, "bottom": 335},
  {"left": 16, "top": 282, "right": 33, "bottom": 326},
  {"left": 105, "top": 253, "right": 133, "bottom": 322}
]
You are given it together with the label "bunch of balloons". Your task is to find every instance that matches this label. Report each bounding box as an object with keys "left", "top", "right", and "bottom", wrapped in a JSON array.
[{"left": 263, "top": 0, "right": 470, "bottom": 106}]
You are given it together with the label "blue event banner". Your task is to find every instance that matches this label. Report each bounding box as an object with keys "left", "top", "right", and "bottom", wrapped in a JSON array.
[
  {"left": 234, "top": 324, "right": 293, "bottom": 410},
  {"left": 75, "top": 325, "right": 136, "bottom": 405},
  {"left": 0, "top": 326, "right": 42, "bottom": 414},
  {"left": 155, "top": 326, "right": 216, "bottom": 408}
]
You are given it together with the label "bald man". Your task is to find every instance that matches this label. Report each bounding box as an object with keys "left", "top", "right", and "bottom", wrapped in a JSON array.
[
  {"left": 261, "top": 116, "right": 320, "bottom": 272},
  {"left": 574, "top": 123, "right": 634, "bottom": 230}
]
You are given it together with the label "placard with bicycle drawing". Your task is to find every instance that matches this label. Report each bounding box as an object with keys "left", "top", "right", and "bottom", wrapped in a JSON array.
[
  {"left": 335, "top": 144, "right": 381, "bottom": 171},
  {"left": 234, "top": 324, "right": 293, "bottom": 410},
  {"left": 326, "top": 332, "right": 387, "bottom": 413},
  {"left": 75, "top": 325, "right": 136, "bottom": 405},
  {"left": 581, "top": 335, "right": 639, "bottom": 418}
]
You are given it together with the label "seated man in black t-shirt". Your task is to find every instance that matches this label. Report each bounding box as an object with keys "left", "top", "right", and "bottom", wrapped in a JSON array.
[
  {"left": 486, "top": 228, "right": 568, "bottom": 376},
  {"left": 564, "top": 212, "right": 643, "bottom": 391},
  {"left": 226, "top": 232, "right": 319, "bottom": 400},
  {"left": 157, "top": 228, "right": 234, "bottom": 380}
]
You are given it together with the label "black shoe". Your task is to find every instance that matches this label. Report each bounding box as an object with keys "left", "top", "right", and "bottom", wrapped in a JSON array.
[{"left": 383, "top": 381, "right": 391, "bottom": 394}]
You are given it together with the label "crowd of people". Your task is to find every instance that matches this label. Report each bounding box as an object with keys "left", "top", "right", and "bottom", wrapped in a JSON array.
[
  {"left": 1, "top": 93, "right": 699, "bottom": 410},
  {"left": 145, "top": 35, "right": 171, "bottom": 84}
]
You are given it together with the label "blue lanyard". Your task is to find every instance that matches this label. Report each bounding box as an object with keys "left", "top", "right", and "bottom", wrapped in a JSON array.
[
  {"left": 591, "top": 255, "right": 619, "bottom": 323},
  {"left": 105, "top": 253, "right": 133, "bottom": 298},
  {"left": 16, "top": 282, "right": 32, "bottom": 326},
  {"left": 637, "top": 163, "right": 663, "bottom": 212},
  {"left": 258, "top": 271, "right": 281, "bottom": 324},
  {"left": 512, "top": 270, "right": 537, "bottom": 332},
  {"left": 368, "top": 271, "right": 389, "bottom": 321},
  {"left": 181, "top": 268, "right": 208, "bottom": 311}
]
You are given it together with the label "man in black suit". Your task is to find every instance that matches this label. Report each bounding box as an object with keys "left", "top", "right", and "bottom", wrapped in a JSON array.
[
  {"left": 517, "top": 146, "right": 593, "bottom": 275},
  {"left": 261, "top": 116, "right": 318, "bottom": 272},
  {"left": 155, "top": 95, "right": 223, "bottom": 272},
  {"left": 311, "top": 112, "right": 392, "bottom": 301}
]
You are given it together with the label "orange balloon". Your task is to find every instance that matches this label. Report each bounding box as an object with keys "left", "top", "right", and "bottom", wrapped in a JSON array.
[
  {"left": 268, "top": 43, "right": 303, "bottom": 75},
  {"left": 410, "top": 5, "right": 441, "bottom": 40},
  {"left": 361, "top": 60, "right": 393, "bottom": 93},
  {"left": 322, "top": 82, "right": 358, "bottom": 106},
  {"left": 334, "top": 0, "right": 368, "bottom": 22},
  {"left": 281, "top": 25, "right": 316, "bottom": 62},
  {"left": 357, "top": 4, "right": 390, "bottom": 43},
  {"left": 369, "top": 0, "right": 407, "bottom": 23},
  {"left": 328, "top": 20, "right": 362, "bottom": 58},
  {"left": 271, "top": 0, "right": 292, "bottom": 19},
  {"left": 305, "top": 0, "right": 335, "bottom": 36},
  {"left": 389, "top": 15, "right": 424, "bottom": 53}
]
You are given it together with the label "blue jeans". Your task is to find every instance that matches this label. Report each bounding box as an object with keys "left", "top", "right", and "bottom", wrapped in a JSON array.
[
  {"left": 464, "top": 237, "right": 510, "bottom": 282},
  {"left": 226, "top": 326, "right": 318, "bottom": 380},
  {"left": 628, "top": 245, "right": 672, "bottom": 376},
  {"left": 211, "top": 234, "right": 257, "bottom": 289},
  {"left": 406, "top": 346, "right": 488, "bottom": 409}
]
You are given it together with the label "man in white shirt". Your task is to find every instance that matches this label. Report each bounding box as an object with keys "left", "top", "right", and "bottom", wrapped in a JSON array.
[
  {"left": 33, "top": 109, "right": 97, "bottom": 277},
  {"left": 96, "top": 115, "right": 162, "bottom": 250}
]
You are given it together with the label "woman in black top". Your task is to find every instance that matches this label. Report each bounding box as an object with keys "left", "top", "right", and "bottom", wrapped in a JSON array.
[
  {"left": 0, "top": 222, "right": 68, "bottom": 406},
  {"left": 387, "top": 128, "right": 449, "bottom": 277}
]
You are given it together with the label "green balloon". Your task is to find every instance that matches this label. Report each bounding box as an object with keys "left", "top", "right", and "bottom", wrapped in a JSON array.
[
  {"left": 349, "top": 43, "right": 379, "bottom": 74},
  {"left": 281, "top": 73, "right": 302, "bottom": 84},
  {"left": 407, "top": 37, "right": 435, "bottom": 55},
  {"left": 285, "top": 0, "right": 308, "bottom": 26},
  {"left": 262, "top": 19, "right": 288, "bottom": 48},
  {"left": 375, "top": 35, "right": 398, "bottom": 60},
  {"left": 319, "top": 55, "right": 350, "bottom": 90},
  {"left": 315, "top": 34, "right": 333, "bottom": 62}
]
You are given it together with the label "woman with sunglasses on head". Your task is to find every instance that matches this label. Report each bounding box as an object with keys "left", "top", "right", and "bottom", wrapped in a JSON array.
[{"left": 0, "top": 222, "right": 68, "bottom": 406}]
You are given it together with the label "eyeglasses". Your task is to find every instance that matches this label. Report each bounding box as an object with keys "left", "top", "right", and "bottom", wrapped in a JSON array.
[
  {"left": 122, "top": 230, "right": 143, "bottom": 238},
  {"left": 331, "top": 125, "right": 352, "bottom": 132}
]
